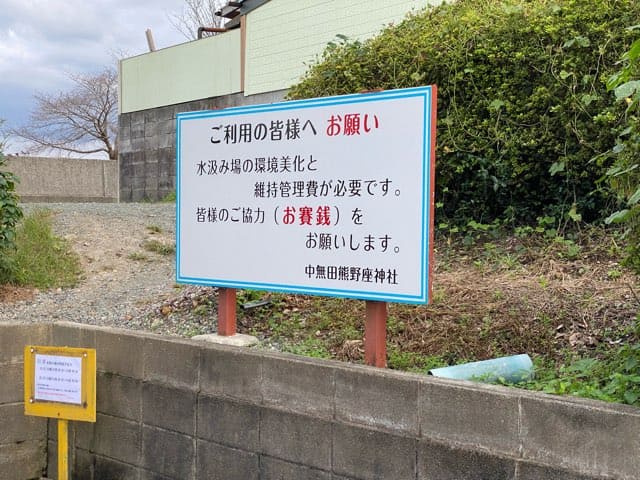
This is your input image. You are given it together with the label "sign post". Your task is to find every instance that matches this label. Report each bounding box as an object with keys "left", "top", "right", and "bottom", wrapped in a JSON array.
[
  {"left": 365, "top": 300, "right": 388, "bottom": 367},
  {"left": 24, "top": 346, "right": 97, "bottom": 480},
  {"left": 217, "top": 287, "right": 237, "bottom": 336},
  {"left": 177, "top": 86, "right": 437, "bottom": 365}
]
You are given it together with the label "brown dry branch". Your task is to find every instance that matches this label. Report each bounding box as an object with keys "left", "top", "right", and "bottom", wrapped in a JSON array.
[{"left": 11, "top": 67, "right": 118, "bottom": 160}]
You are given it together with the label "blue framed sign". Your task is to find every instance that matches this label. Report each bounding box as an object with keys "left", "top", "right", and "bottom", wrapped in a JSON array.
[{"left": 176, "top": 86, "right": 437, "bottom": 304}]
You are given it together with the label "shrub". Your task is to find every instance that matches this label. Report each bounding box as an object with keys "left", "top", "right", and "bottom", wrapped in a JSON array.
[
  {"left": 288, "top": 0, "right": 640, "bottom": 228},
  {"left": 606, "top": 28, "right": 640, "bottom": 272},
  {"left": 0, "top": 144, "right": 23, "bottom": 282}
]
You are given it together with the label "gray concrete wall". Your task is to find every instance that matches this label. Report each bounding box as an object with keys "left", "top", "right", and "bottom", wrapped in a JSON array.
[
  {"left": 118, "top": 90, "right": 286, "bottom": 202},
  {"left": 2, "top": 322, "right": 640, "bottom": 480},
  {"left": 4, "top": 156, "right": 118, "bottom": 203},
  {"left": 0, "top": 323, "right": 49, "bottom": 480}
]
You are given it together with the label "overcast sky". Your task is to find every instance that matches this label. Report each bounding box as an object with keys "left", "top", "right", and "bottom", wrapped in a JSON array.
[{"left": 0, "top": 0, "right": 191, "bottom": 153}]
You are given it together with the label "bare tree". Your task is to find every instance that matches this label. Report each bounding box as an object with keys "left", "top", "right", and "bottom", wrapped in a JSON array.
[
  {"left": 170, "top": 0, "right": 227, "bottom": 40},
  {"left": 11, "top": 67, "right": 118, "bottom": 160}
]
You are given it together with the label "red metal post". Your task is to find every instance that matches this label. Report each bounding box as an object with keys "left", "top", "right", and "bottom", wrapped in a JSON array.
[
  {"left": 364, "top": 300, "right": 387, "bottom": 367},
  {"left": 217, "top": 287, "right": 237, "bottom": 336}
]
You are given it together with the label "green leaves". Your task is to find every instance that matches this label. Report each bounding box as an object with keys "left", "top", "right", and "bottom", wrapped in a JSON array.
[
  {"left": 614, "top": 80, "right": 640, "bottom": 100},
  {"left": 563, "top": 35, "right": 591, "bottom": 48},
  {"left": 289, "top": 0, "right": 640, "bottom": 229},
  {"left": 488, "top": 99, "right": 505, "bottom": 111},
  {"left": 605, "top": 209, "right": 631, "bottom": 224},
  {"left": 549, "top": 161, "right": 565, "bottom": 176},
  {"left": 0, "top": 148, "right": 24, "bottom": 281}
]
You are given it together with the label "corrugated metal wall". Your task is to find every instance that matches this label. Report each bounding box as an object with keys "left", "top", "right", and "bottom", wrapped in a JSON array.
[
  {"left": 244, "top": 0, "right": 433, "bottom": 95},
  {"left": 119, "top": 0, "right": 439, "bottom": 113},
  {"left": 119, "top": 29, "right": 242, "bottom": 114}
]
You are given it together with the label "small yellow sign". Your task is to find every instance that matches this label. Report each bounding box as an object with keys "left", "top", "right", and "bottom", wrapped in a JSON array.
[{"left": 24, "top": 345, "right": 96, "bottom": 422}]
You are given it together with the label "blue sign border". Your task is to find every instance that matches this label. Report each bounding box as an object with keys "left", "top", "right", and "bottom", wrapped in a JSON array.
[{"left": 176, "top": 86, "right": 435, "bottom": 304}]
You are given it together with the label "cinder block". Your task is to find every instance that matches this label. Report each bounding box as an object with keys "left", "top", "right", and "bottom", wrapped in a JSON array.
[
  {"left": 517, "top": 461, "right": 608, "bottom": 480},
  {"left": 130, "top": 111, "right": 145, "bottom": 125},
  {"left": 419, "top": 378, "right": 520, "bottom": 456},
  {"left": 0, "top": 403, "right": 47, "bottom": 443},
  {"left": 157, "top": 106, "right": 175, "bottom": 122},
  {"left": 139, "top": 469, "right": 176, "bottom": 480},
  {"left": 92, "top": 413, "right": 141, "bottom": 465},
  {"left": 262, "top": 354, "right": 335, "bottom": 418},
  {"left": 0, "top": 323, "right": 49, "bottom": 363},
  {"left": 332, "top": 423, "right": 416, "bottom": 480},
  {"left": 119, "top": 125, "right": 131, "bottom": 142},
  {"left": 142, "top": 382, "right": 196, "bottom": 435},
  {"left": 158, "top": 132, "right": 175, "bottom": 149},
  {"left": 0, "top": 440, "right": 46, "bottom": 480},
  {"left": 95, "top": 455, "right": 140, "bottom": 480},
  {"left": 133, "top": 162, "right": 148, "bottom": 179},
  {"left": 145, "top": 108, "right": 174, "bottom": 124},
  {"left": 335, "top": 365, "right": 419, "bottom": 435},
  {"left": 260, "top": 455, "right": 331, "bottom": 480},
  {"left": 96, "top": 372, "right": 142, "bottom": 420},
  {"left": 118, "top": 113, "right": 131, "bottom": 131},
  {"left": 157, "top": 147, "right": 175, "bottom": 166},
  {"left": 196, "top": 439, "right": 259, "bottom": 480},
  {"left": 145, "top": 136, "right": 161, "bottom": 151},
  {"left": 131, "top": 137, "right": 146, "bottom": 151},
  {"left": 144, "top": 121, "right": 159, "bottom": 138},
  {"left": 0, "top": 362, "right": 23, "bottom": 403},
  {"left": 259, "top": 408, "right": 332, "bottom": 470},
  {"left": 73, "top": 418, "right": 95, "bottom": 451},
  {"left": 95, "top": 328, "right": 145, "bottom": 378},
  {"left": 142, "top": 425, "right": 194, "bottom": 479},
  {"left": 197, "top": 395, "right": 259, "bottom": 450},
  {"left": 143, "top": 337, "right": 200, "bottom": 389},
  {"left": 74, "top": 448, "right": 95, "bottom": 480},
  {"left": 199, "top": 346, "right": 263, "bottom": 402},
  {"left": 131, "top": 122, "right": 145, "bottom": 139},
  {"left": 118, "top": 137, "right": 133, "bottom": 154},
  {"left": 51, "top": 321, "right": 97, "bottom": 349},
  {"left": 132, "top": 188, "right": 147, "bottom": 202},
  {"left": 520, "top": 395, "right": 640, "bottom": 479},
  {"left": 47, "top": 440, "right": 57, "bottom": 479},
  {"left": 159, "top": 119, "right": 175, "bottom": 135},
  {"left": 417, "top": 439, "right": 516, "bottom": 480}
]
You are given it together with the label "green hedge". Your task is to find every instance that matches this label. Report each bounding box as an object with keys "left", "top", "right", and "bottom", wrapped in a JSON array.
[
  {"left": 606, "top": 30, "right": 640, "bottom": 272},
  {"left": 0, "top": 146, "right": 23, "bottom": 282},
  {"left": 288, "top": 0, "right": 640, "bottom": 227}
]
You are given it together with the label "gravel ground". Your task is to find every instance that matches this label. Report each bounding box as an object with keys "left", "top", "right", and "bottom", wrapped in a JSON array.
[{"left": 0, "top": 203, "right": 217, "bottom": 335}]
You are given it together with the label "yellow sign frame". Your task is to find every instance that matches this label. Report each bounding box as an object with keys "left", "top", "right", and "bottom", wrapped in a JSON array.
[{"left": 24, "top": 345, "right": 96, "bottom": 422}]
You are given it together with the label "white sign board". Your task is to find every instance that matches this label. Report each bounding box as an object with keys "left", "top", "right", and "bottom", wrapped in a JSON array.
[
  {"left": 177, "top": 86, "right": 436, "bottom": 304},
  {"left": 34, "top": 354, "right": 82, "bottom": 405}
]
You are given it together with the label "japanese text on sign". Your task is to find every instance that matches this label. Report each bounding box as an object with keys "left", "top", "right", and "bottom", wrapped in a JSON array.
[
  {"left": 177, "top": 86, "right": 436, "bottom": 304},
  {"left": 34, "top": 354, "right": 82, "bottom": 405}
]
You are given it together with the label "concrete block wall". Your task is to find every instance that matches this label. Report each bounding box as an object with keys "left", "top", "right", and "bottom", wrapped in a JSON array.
[
  {"left": 118, "top": 90, "right": 286, "bottom": 202},
  {"left": 0, "top": 323, "right": 49, "bottom": 480},
  {"left": 2, "top": 322, "right": 640, "bottom": 479},
  {"left": 4, "top": 157, "right": 118, "bottom": 203}
]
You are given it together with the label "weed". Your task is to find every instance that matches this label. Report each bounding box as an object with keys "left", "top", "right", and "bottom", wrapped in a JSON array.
[
  {"left": 127, "top": 252, "right": 149, "bottom": 262},
  {"left": 387, "top": 348, "right": 446, "bottom": 372},
  {"left": 146, "top": 225, "right": 162, "bottom": 234},
  {"left": 161, "top": 190, "right": 176, "bottom": 202},
  {"left": 8, "top": 209, "right": 81, "bottom": 288},
  {"left": 523, "top": 342, "right": 640, "bottom": 407},
  {"left": 142, "top": 239, "right": 175, "bottom": 256},
  {"left": 607, "top": 268, "right": 624, "bottom": 280},
  {"left": 282, "top": 338, "right": 331, "bottom": 359}
]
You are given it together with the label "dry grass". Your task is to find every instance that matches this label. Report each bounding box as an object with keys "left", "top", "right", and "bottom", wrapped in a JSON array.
[{"left": 229, "top": 230, "right": 639, "bottom": 367}]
